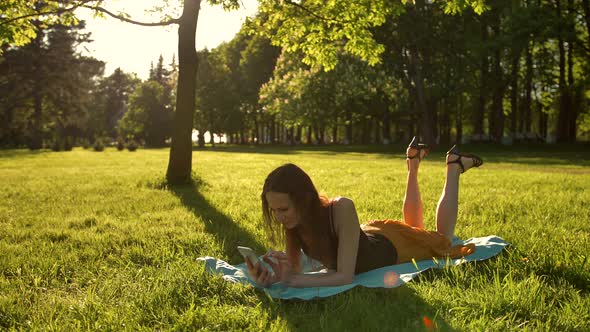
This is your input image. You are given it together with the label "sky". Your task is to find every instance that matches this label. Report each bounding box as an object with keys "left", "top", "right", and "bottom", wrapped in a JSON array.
[{"left": 76, "top": 0, "right": 259, "bottom": 80}]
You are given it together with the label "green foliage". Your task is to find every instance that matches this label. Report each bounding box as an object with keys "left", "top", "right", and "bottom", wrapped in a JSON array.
[
  {"left": 259, "top": 49, "right": 399, "bottom": 142},
  {"left": 0, "top": 22, "right": 104, "bottom": 148},
  {"left": 89, "top": 68, "right": 140, "bottom": 141},
  {"left": 253, "top": 0, "right": 489, "bottom": 70},
  {"left": 442, "top": 0, "right": 489, "bottom": 15},
  {"left": 0, "top": 145, "right": 588, "bottom": 329},
  {"left": 253, "top": 0, "right": 396, "bottom": 70},
  {"left": 81, "top": 138, "right": 91, "bottom": 149},
  {"left": 92, "top": 138, "right": 104, "bottom": 151},
  {"left": 194, "top": 48, "right": 234, "bottom": 139},
  {"left": 116, "top": 138, "right": 125, "bottom": 151},
  {"left": 127, "top": 139, "right": 138, "bottom": 151},
  {"left": 193, "top": 32, "right": 279, "bottom": 143},
  {"left": 0, "top": 0, "right": 85, "bottom": 51},
  {"left": 578, "top": 110, "right": 590, "bottom": 139},
  {"left": 118, "top": 80, "right": 173, "bottom": 146},
  {"left": 116, "top": 55, "right": 174, "bottom": 147}
]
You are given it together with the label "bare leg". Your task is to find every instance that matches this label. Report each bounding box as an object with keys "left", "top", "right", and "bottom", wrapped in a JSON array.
[
  {"left": 436, "top": 155, "right": 475, "bottom": 239},
  {"left": 403, "top": 156, "right": 424, "bottom": 229}
]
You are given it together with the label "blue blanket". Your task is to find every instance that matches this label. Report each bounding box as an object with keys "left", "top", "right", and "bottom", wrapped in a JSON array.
[{"left": 198, "top": 235, "right": 508, "bottom": 300}]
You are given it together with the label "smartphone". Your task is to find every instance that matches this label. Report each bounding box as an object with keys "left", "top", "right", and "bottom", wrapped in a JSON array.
[{"left": 237, "top": 246, "right": 261, "bottom": 266}]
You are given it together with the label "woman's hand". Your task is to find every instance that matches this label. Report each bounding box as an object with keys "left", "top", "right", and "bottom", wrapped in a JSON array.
[
  {"left": 245, "top": 250, "right": 293, "bottom": 287},
  {"left": 245, "top": 256, "right": 276, "bottom": 287},
  {"left": 264, "top": 251, "right": 293, "bottom": 286}
]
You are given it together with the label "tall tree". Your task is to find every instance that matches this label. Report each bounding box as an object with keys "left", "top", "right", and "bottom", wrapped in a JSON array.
[
  {"left": 194, "top": 48, "right": 235, "bottom": 146},
  {"left": 2, "top": 0, "right": 238, "bottom": 183},
  {"left": 0, "top": 20, "right": 103, "bottom": 149},
  {"left": 118, "top": 80, "right": 173, "bottom": 146},
  {"left": 145, "top": 54, "right": 175, "bottom": 146},
  {"left": 44, "top": 23, "right": 104, "bottom": 148},
  {"left": 90, "top": 68, "right": 139, "bottom": 139}
]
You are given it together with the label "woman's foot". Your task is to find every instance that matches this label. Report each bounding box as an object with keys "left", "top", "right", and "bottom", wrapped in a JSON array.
[
  {"left": 446, "top": 145, "right": 483, "bottom": 173},
  {"left": 406, "top": 136, "right": 430, "bottom": 161}
]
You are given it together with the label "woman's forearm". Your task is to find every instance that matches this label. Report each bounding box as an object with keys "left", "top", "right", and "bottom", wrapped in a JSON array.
[{"left": 287, "top": 271, "right": 354, "bottom": 288}]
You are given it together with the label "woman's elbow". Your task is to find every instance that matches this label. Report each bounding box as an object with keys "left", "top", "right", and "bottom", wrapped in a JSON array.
[{"left": 338, "top": 273, "right": 354, "bottom": 285}]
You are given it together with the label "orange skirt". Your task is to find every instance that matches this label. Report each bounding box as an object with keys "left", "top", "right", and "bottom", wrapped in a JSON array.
[{"left": 361, "top": 220, "right": 476, "bottom": 264}]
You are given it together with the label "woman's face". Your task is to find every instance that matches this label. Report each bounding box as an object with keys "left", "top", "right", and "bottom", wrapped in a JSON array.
[{"left": 265, "top": 191, "right": 299, "bottom": 229}]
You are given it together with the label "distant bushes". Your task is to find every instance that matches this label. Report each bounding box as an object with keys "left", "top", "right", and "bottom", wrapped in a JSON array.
[
  {"left": 49, "top": 137, "right": 74, "bottom": 151},
  {"left": 95, "top": 137, "right": 140, "bottom": 152},
  {"left": 45, "top": 137, "right": 142, "bottom": 152},
  {"left": 93, "top": 138, "right": 105, "bottom": 151},
  {"left": 117, "top": 138, "right": 125, "bottom": 151},
  {"left": 126, "top": 139, "right": 138, "bottom": 151}
]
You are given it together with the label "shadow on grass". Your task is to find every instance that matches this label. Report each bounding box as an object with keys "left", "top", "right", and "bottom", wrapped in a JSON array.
[
  {"left": 166, "top": 177, "right": 267, "bottom": 262},
  {"left": 413, "top": 247, "right": 589, "bottom": 295},
  {"left": 189, "top": 143, "right": 590, "bottom": 167},
  {"left": 461, "top": 143, "right": 590, "bottom": 168},
  {"left": 191, "top": 144, "right": 402, "bottom": 156},
  {"left": 535, "top": 262, "right": 590, "bottom": 294},
  {"left": 264, "top": 286, "right": 456, "bottom": 331},
  {"left": 0, "top": 149, "right": 53, "bottom": 159}
]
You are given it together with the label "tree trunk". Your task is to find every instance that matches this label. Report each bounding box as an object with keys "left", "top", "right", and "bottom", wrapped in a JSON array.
[
  {"left": 360, "top": 117, "right": 370, "bottom": 144},
  {"left": 538, "top": 98, "right": 548, "bottom": 140},
  {"left": 346, "top": 107, "right": 353, "bottom": 144},
  {"left": 566, "top": 0, "right": 577, "bottom": 140},
  {"left": 29, "top": 21, "right": 44, "bottom": 150},
  {"left": 286, "top": 126, "right": 293, "bottom": 145},
  {"left": 440, "top": 100, "right": 451, "bottom": 144},
  {"left": 253, "top": 116, "right": 259, "bottom": 144},
  {"left": 197, "top": 130, "right": 205, "bottom": 148},
  {"left": 30, "top": 72, "right": 43, "bottom": 149},
  {"left": 474, "top": 17, "right": 488, "bottom": 138},
  {"left": 556, "top": 0, "right": 569, "bottom": 142},
  {"left": 269, "top": 117, "right": 276, "bottom": 144},
  {"left": 166, "top": 0, "right": 200, "bottom": 184},
  {"left": 489, "top": 10, "right": 504, "bottom": 143},
  {"left": 373, "top": 117, "right": 381, "bottom": 144},
  {"left": 407, "top": 46, "right": 435, "bottom": 145},
  {"left": 509, "top": 51, "right": 519, "bottom": 138},
  {"left": 306, "top": 126, "right": 312, "bottom": 144},
  {"left": 382, "top": 108, "right": 391, "bottom": 144},
  {"left": 332, "top": 116, "right": 338, "bottom": 144},
  {"left": 523, "top": 40, "right": 533, "bottom": 133},
  {"left": 197, "top": 129, "right": 205, "bottom": 148},
  {"left": 456, "top": 94, "right": 463, "bottom": 144}
]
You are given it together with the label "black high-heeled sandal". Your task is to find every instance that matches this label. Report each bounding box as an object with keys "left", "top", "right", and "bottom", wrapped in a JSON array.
[
  {"left": 446, "top": 145, "right": 483, "bottom": 173},
  {"left": 407, "top": 136, "right": 430, "bottom": 161}
]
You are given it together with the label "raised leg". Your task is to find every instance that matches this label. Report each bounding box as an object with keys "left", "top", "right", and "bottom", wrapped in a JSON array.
[
  {"left": 403, "top": 155, "right": 424, "bottom": 229},
  {"left": 436, "top": 154, "right": 477, "bottom": 240}
]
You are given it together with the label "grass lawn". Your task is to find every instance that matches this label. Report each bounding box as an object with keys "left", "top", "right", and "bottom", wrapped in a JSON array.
[{"left": 0, "top": 144, "right": 588, "bottom": 331}]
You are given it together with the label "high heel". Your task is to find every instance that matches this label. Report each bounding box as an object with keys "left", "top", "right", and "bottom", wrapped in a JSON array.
[
  {"left": 446, "top": 145, "right": 483, "bottom": 173},
  {"left": 407, "top": 136, "right": 430, "bottom": 161}
]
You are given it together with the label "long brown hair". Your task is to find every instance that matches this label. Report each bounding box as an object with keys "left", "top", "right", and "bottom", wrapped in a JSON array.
[{"left": 261, "top": 163, "right": 336, "bottom": 272}]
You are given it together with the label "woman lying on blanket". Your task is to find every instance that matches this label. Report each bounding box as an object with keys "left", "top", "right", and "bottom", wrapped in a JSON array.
[{"left": 246, "top": 138, "right": 483, "bottom": 288}]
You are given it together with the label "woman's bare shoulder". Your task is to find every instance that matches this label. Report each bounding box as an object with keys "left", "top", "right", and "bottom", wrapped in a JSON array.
[
  {"left": 331, "top": 196, "right": 357, "bottom": 216},
  {"left": 331, "top": 197, "right": 360, "bottom": 231},
  {"left": 331, "top": 196, "right": 354, "bottom": 206}
]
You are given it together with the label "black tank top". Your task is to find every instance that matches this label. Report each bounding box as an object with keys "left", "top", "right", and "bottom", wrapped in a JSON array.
[{"left": 328, "top": 203, "right": 398, "bottom": 274}]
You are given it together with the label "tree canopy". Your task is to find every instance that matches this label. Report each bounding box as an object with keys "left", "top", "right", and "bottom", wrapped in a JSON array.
[{"left": 2, "top": 0, "right": 589, "bottom": 177}]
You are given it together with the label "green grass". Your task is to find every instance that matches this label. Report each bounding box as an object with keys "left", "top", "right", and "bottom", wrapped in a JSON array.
[{"left": 0, "top": 144, "right": 588, "bottom": 331}]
